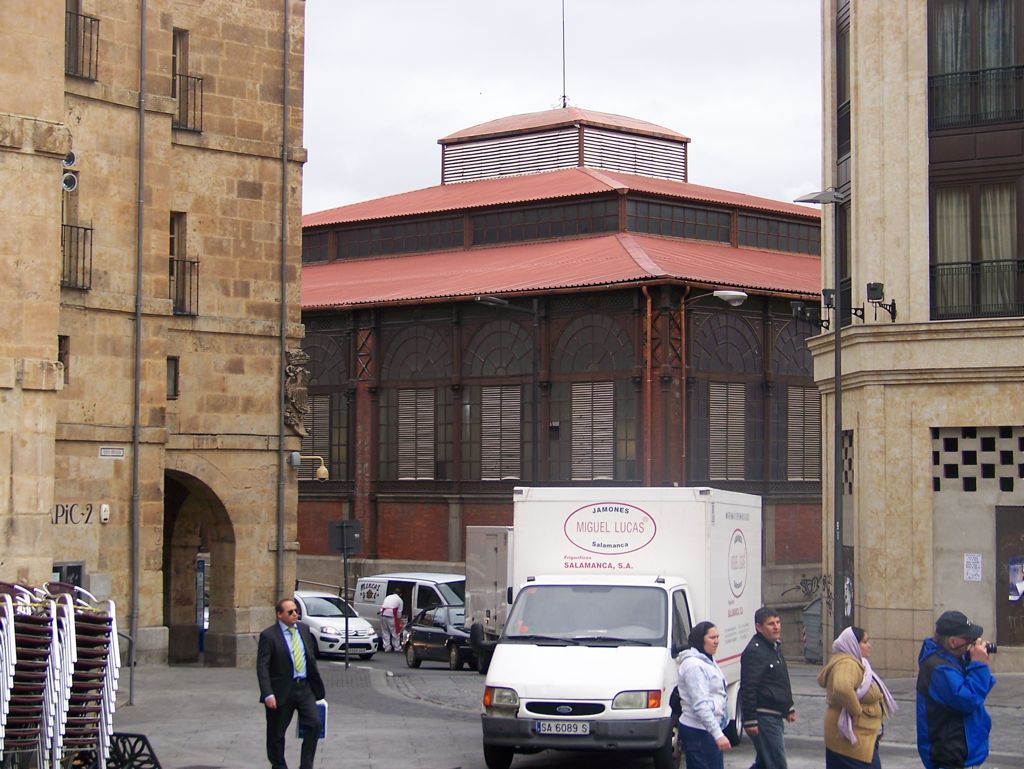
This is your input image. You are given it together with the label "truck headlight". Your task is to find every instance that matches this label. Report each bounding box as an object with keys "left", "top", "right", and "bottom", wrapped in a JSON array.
[
  {"left": 483, "top": 686, "right": 519, "bottom": 717},
  {"left": 612, "top": 690, "right": 662, "bottom": 710}
]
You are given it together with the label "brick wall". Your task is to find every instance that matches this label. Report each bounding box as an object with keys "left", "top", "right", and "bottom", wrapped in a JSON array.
[
  {"left": 773, "top": 502, "right": 822, "bottom": 564},
  {"left": 377, "top": 500, "right": 449, "bottom": 560}
]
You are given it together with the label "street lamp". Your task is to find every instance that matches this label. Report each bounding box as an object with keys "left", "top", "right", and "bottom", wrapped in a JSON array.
[
  {"left": 795, "top": 187, "right": 848, "bottom": 641},
  {"left": 474, "top": 295, "right": 541, "bottom": 482}
]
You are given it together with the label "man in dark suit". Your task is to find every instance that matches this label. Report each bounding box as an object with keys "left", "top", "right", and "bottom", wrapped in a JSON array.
[{"left": 257, "top": 598, "right": 326, "bottom": 769}]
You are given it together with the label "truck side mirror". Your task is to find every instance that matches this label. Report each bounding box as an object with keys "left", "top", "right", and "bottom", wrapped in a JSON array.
[{"left": 506, "top": 586, "right": 513, "bottom": 604}]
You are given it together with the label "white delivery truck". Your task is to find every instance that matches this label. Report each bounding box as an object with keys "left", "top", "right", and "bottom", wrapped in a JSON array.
[
  {"left": 465, "top": 525, "right": 514, "bottom": 650},
  {"left": 478, "top": 486, "right": 761, "bottom": 769}
]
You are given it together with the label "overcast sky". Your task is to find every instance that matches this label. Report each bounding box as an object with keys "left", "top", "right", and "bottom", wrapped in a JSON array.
[{"left": 301, "top": 1, "right": 822, "bottom": 215}]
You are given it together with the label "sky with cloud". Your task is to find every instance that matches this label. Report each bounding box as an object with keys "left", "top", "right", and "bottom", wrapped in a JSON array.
[{"left": 301, "top": 1, "right": 822, "bottom": 215}]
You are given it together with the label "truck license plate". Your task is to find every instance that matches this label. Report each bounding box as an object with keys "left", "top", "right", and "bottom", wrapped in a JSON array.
[{"left": 534, "top": 720, "right": 590, "bottom": 735}]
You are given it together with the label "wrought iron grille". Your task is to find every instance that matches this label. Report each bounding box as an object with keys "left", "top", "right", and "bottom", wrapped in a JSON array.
[
  {"left": 169, "top": 257, "right": 199, "bottom": 315},
  {"left": 61, "top": 223, "right": 93, "bottom": 289},
  {"left": 172, "top": 74, "right": 203, "bottom": 132},
  {"left": 930, "top": 259, "right": 1024, "bottom": 319},
  {"left": 929, "top": 66, "right": 1024, "bottom": 130},
  {"left": 65, "top": 11, "right": 99, "bottom": 80}
]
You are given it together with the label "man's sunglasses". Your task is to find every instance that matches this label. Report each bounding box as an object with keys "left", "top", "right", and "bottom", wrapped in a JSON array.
[{"left": 284, "top": 609, "right": 298, "bottom": 615}]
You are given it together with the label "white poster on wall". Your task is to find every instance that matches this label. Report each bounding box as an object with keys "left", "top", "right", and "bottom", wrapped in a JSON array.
[{"left": 964, "top": 553, "right": 983, "bottom": 582}]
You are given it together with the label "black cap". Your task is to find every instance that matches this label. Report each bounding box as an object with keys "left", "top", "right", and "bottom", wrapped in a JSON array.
[{"left": 935, "top": 610, "right": 983, "bottom": 640}]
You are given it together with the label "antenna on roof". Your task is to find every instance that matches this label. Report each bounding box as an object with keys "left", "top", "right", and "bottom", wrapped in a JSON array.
[{"left": 560, "top": 0, "right": 569, "bottom": 108}]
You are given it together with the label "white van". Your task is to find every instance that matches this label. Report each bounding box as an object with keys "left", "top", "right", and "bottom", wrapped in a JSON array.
[{"left": 353, "top": 572, "right": 465, "bottom": 634}]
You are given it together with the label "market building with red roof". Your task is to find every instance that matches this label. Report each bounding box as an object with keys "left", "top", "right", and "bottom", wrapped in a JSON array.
[{"left": 298, "top": 106, "right": 823, "bottom": 631}]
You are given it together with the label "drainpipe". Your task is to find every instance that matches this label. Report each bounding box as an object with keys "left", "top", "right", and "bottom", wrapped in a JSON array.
[
  {"left": 275, "top": 0, "right": 292, "bottom": 599},
  {"left": 129, "top": 0, "right": 148, "bottom": 703},
  {"left": 679, "top": 288, "right": 690, "bottom": 482},
  {"left": 641, "top": 286, "right": 652, "bottom": 485}
]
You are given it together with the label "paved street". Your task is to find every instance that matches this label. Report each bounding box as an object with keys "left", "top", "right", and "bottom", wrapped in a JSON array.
[{"left": 107, "top": 655, "right": 1024, "bottom": 769}]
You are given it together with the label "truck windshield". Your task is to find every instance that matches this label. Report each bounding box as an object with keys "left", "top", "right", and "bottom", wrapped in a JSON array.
[{"left": 503, "top": 585, "right": 666, "bottom": 645}]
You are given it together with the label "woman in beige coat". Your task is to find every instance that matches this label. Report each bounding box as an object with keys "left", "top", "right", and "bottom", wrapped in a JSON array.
[{"left": 817, "top": 626, "right": 897, "bottom": 769}]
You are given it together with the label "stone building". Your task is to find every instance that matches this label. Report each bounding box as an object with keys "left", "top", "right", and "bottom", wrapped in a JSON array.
[
  {"left": 0, "top": 0, "right": 306, "bottom": 666},
  {"left": 812, "top": 0, "right": 1024, "bottom": 673},
  {"left": 298, "top": 107, "right": 826, "bottom": 649}
]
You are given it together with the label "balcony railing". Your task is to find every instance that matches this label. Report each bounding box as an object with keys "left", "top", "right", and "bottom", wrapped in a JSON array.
[
  {"left": 172, "top": 73, "right": 204, "bottom": 132},
  {"left": 929, "top": 65, "right": 1024, "bottom": 130},
  {"left": 931, "top": 259, "right": 1024, "bottom": 319},
  {"left": 61, "top": 224, "right": 93, "bottom": 289},
  {"left": 169, "top": 257, "right": 199, "bottom": 315},
  {"left": 65, "top": 11, "right": 99, "bottom": 81}
]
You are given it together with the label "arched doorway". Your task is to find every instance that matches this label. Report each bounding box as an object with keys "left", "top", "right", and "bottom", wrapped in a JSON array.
[{"left": 163, "top": 470, "right": 235, "bottom": 664}]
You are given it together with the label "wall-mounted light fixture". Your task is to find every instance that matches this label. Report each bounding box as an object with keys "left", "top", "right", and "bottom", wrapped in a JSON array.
[
  {"left": 791, "top": 300, "right": 830, "bottom": 330},
  {"left": 287, "top": 451, "right": 328, "bottom": 481},
  {"left": 865, "top": 282, "right": 897, "bottom": 322}
]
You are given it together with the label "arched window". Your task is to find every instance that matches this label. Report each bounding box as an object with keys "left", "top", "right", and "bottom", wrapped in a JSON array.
[
  {"left": 463, "top": 320, "right": 534, "bottom": 481},
  {"left": 772, "top": 321, "right": 820, "bottom": 481},
  {"left": 300, "top": 333, "right": 350, "bottom": 481},
  {"left": 379, "top": 325, "right": 452, "bottom": 481},
  {"left": 549, "top": 314, "right": 636, "bottom": 481},
  {"left": 689, "top": 313, "right": 763, "bottom": 481}
]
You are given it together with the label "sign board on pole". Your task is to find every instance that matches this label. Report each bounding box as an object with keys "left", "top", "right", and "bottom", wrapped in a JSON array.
[{"left": 328, "top": 520, "right": 362, "bottom": 556}]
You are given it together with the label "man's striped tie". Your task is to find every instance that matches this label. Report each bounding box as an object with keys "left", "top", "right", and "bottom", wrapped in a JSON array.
[{"left": 287, "top": 626, "right": 305, "bottom": 676}]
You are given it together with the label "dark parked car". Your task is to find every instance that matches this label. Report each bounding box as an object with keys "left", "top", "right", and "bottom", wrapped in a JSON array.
[{"left": 403, "top": 605, "right": 476, "bottom": 670}]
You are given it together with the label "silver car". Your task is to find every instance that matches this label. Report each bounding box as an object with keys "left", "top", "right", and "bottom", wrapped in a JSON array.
[{"left": 293, "top": 590, "right": 378, "bottom": 660}]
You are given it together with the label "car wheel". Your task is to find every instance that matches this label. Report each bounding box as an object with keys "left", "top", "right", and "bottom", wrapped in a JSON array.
[
  {"left": 404, "top": 642, "right": 421, "bottom": 668},
  {"left": 448, "top": 644, "right": 464, "bottom": 671},
  {"left": 651, "top": 724, "right": 680, "bottom": 769},
  {"left": 482, "top": 743, "right": 514, "bottom": 769},
  {"left": 724, "top": 702, "right": 743, "bottom": 746}
]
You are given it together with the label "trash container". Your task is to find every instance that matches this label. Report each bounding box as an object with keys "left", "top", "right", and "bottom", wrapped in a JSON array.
[{"left": 802, "top": 596, "right": 822, "bottom": 664}]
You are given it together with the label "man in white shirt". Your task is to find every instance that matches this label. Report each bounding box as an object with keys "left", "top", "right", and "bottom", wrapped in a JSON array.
[{"left": 380, "top": 587, "right": 404, "bottom": 652}]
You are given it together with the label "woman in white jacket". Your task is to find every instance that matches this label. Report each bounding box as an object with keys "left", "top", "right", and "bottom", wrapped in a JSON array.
[{"left": 677, "top": 621, "right": 731, "bottom": 769}]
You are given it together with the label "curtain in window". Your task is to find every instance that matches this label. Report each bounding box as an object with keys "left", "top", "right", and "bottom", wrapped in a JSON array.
[
  {"left": 933, "top": 188, "right": 971, "bottom": 316},
  {"left": 481, "top": 385, "right": 522, "bottom": 480},
  {"left": 929, "top": 0, "right": 970, "bottom": 125},
  {"left": 980, "top": 0, "right": 1017, "bottom": 118},
  {"left": 980, "top": 183, "right": 1017, "bottom": 312}
]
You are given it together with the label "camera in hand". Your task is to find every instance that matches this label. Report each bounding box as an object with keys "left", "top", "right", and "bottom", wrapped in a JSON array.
[{"left": 985, "top": 642, "right": 997, "bottom": 654}]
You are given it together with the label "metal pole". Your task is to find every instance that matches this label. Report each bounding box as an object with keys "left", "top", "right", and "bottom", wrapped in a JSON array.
[
  {"left": 832, "top": 211, "right": 844, "bottom": 641},
  {"left": 531, "top": 298, "right": 540, "bottom": 483},
  {"left": 342, "top": 543, "right": 350, "bottom": 670}
]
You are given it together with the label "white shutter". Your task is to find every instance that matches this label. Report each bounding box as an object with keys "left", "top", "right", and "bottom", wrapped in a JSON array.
[
  {"left": 482, "top": 385, "right": 522, "bottom": 480},
  {"left": 299, "top": 394, "right": 330, "bottom": 480},
  {"left": 571, "top": 381, "right": 614, "bottom": 480},
  {"left": 399, "top": 388, "right": 435, "bottom": 480},
  {"left": 709, "top": 382, "right": 745, "bottom": 480},
  {"left": 787, "top": 386, "right": 822, "bottom": 481}
]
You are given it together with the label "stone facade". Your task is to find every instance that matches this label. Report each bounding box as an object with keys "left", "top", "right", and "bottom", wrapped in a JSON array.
[
  {"left": 816, "top": 0, "right": 1024, "bottom": 674},
  {"left": 0, "top": 0, "right": 306, "bottom": 666}
]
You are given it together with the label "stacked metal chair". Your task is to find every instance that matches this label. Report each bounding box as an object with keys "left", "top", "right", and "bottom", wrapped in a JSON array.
[
  {"left": 0, "top": 582, "right": 58, "bottom": 768},
  {"left": 0, "top": 582, "right": 120, "bottom": 769}
]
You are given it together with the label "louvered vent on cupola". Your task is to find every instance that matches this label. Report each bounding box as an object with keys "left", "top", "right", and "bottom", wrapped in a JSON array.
[{"left": 439, "top": 107, "right": 689, "bottom": 185}]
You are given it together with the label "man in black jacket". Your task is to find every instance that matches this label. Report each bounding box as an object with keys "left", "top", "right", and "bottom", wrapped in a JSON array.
[
  {"left": 257, "top": 598, "right": 326, "bottom": 769},
  {"left": 740, "top": 606, "right": 796, "bottom": 769}
]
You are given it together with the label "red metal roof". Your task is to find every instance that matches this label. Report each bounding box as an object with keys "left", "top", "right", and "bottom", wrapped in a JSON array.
[
  {"left": 438, "top": 107, "right": 691, "bottom": 145},
  {"left": 301, "top": 232, "right": 820, "bottom": 310},
  {"left": 302, "top": 167, "right": 819, "bottom": 228}
]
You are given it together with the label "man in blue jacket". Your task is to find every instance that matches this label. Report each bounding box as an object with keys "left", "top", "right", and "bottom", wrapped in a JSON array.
[{"left": 916, "top": 610, "right": 996, "bottom": 769}]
